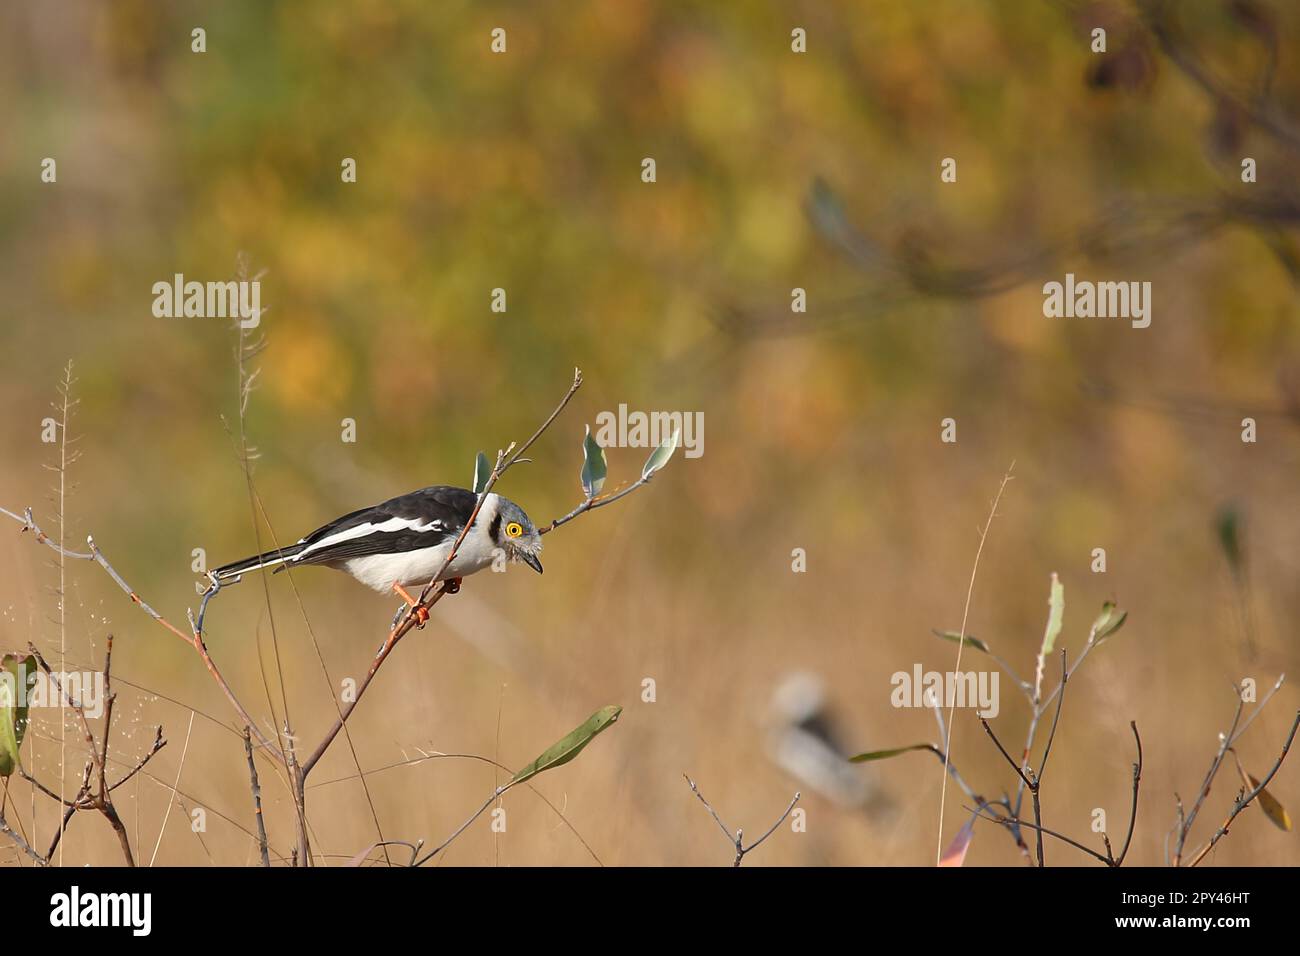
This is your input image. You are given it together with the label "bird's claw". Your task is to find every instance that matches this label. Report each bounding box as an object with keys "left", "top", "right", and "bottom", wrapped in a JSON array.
[{"left": 390, "top": 602, "right": 430, "bottom": 629}]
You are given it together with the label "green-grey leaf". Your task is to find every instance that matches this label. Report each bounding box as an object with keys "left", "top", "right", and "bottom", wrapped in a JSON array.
[
  {"left": 1097, "top": 613, "right": 1128, "bottom": 642},
  {"left": 472, "top": 451, "right": 491, "bottom": 494},
  {"left": 1216, "top": 505, "right": 1244, "bottom": 578},
  {"left": 849, "top": 744, "right": 939, "bottom": 763},
  {"left": 1090, "top": 602, "right": 1128, "bottom": 644},
  {"left": 580, "top": 425, "right": 607, "bottom": 498},
  {"left": 1089, "top": 602, "right": 1115, "bottom": 638},
  {"left": 0, "top": 654, "right": 37, "bottom": 778},
  {"left": 511, "top": 705, "right": 622, "bottom": 786},
  {"left": 932, "top": 630, "right": 990, "bottom": 653},
  {"left": 1039, "top": 573, "right": 1064, "bottom": 658},
  {"left": 641, "top": 427, "right": 680, "bottom": 480}
]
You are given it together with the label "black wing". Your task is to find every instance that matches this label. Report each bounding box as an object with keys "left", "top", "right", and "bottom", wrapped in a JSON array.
[{"left": 288, "top": 485, "right": 477, "bottom": 566}]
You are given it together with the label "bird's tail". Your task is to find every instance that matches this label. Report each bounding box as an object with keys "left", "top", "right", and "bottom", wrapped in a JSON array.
[{"left": 211, "top": 543, "right": 306, "bottom": 582}]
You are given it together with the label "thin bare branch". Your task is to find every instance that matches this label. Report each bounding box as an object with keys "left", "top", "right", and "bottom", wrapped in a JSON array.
[
  {"left": 683, "top": 774, "right": 800, "bottom": 867},
  {"left": 243, "top": 727, "right": 271, "bottom": 868},
  {"left": 1174, "top": 687, "right": 1246, "bottom": 865},
  {"left": 1116, "top": 721, "right": 1143, "bottom": 867},
  {"left": 1185, "top": 709, "right": 1300, "bottom": 867},
  {"left": 968, "top": 807, "right": 1112, "bottom": 866}
]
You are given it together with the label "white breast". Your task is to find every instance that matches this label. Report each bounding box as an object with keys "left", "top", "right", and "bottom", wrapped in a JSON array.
[{"left": 340, "top": 520, "right": 500, "bottom": 591}]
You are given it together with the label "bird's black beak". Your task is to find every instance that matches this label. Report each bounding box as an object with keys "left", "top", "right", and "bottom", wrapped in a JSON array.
[{"left": 521, "top": 552, "right": 543, "bottom": 574}]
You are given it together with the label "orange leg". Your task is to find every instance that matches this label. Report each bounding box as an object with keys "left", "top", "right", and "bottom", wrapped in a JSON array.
[{"left": 391, "top": 583, "right": 429, "bottom": 625}]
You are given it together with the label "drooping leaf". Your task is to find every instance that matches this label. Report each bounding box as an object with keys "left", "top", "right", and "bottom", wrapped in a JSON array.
[
  {"left": 932, "top": 630, "right": 990, "bottom": 653},
  {"left": 511, "top": 705, "right": 622, "bottom": 786},
  {"left": 580, "top": 425, "right": 607, "bottom": 498},
  {"left": 1039, "top": 573, "right": 1065, "bottom": 658},
  {"left": 472, "top": 451, "right": 491, "bottom": 494},
  {"left": 0, "top": 654, "right": 38, "bottom": 778},
  {"left": 1090, "top": 602, "right": 1128, "bottom": 644},
  {"left": 1216, "top": 504, "right": 1244, "bottom": 579},
  {"left": 808, "top": 178, "right": 850, "bottom": 243},
  {"left": 938, "top": 814, "right": 977, "bottom": 867},
  {"left": 641, "top": 427, "right": 680, "bottom": 481},
  {"left": 1247, "top": 773, "right": 1293, "bottom": 832},
  {"left": 806, "top": 178, "right": 883, "bottom": 268},
  {"left": 849, "top": 744, "right": 939, "bottom": 763}
]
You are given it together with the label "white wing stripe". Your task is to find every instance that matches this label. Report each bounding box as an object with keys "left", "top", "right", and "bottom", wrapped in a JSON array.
[{"left": 295, "top": 516, "right": 449, "bottom": 559}]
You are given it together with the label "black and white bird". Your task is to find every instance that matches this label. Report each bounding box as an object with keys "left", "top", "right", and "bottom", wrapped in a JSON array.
[
  {"left": 767, "top": 671, "right": 894, "bottom": 816},
  {"left": 211, "top": 486, "right": 542, "bottom": 619}
]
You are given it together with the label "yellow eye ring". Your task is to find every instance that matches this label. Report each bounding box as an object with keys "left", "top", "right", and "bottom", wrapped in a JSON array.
[{"left": 505, "top": 522, "right": 523, "bottom": 539}]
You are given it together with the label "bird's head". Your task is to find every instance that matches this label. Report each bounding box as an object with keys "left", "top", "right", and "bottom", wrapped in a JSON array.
[{"left": 491, "top": 496, "right": 543, "bottom": 574}]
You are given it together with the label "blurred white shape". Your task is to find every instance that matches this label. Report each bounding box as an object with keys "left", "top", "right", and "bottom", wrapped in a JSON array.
[{"left": 767, "top": 671, "right": 893, "bottom": 815}]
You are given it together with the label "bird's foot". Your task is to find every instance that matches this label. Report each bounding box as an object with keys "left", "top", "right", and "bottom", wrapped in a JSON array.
[{"left": 391, "top": 583, "right": 430, "bottom": 629}]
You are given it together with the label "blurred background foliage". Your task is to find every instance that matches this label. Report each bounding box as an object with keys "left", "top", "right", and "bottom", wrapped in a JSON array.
[{"left": 0, "top": 0, "right": 1297, "bottom": 866}]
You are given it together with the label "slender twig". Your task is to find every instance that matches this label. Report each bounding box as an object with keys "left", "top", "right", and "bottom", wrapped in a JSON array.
[
  {"left": 22, "top": 639, "right": 159, "bottom": 866},
  {"left": 1010, "top": 616, "right": 1110, "bottom": 841},
  {"left": 743, "top": 792, "right": 803, "bottom": 858},
  {"left": 683, "top": 774, "right": 800, "bottom": 867},
  {"left": 44, "top": 804, "right": 76, "bottom": 860},
  {"left": 684, "top": 774, "right": 735, "bottom": 845},
  {"left": 108, "top": 728, "right": 166, "bottom": 792},
  {"left": 22, "top": 728, "right": 291, "bottom": 863},
  {"left": 414, "top": 786, "right": 509, "bottom": 866},
  {"left": 347, "top": 840, "right": 425, "bottom": 868},
  {"left": 980, "top": 720, "right": 1033, "bottom": 789},
  {"left": 968, "top": 807, "right": 1113, "bottom": 866},
  {"left": 505, "top": 368, "right": 585, "bottom": 473},
  {"left": 925, "top": 702, "right": 1020, "bottom": 840},
  {"left": 1184, "top": 709, "right": 1300, "bottom": 867},
  {"left": 97, "top": 633, "right": 115, "bottom": 797},
  {"left": 0, "top": 506, "right": 281, "bottom": 760},
  {"left": 314, "top": 750, "right": 604, "bottom": 866},
  {"left": 1115, "top": 722, "right": 1143, "bottom": 867},
  {"left": 223, "top": 268, "right": 321, "bottom": 865},
  {"left": 1, "top": 809, "right": 47, "bottom": 865},
  {"left": 243, "top": 727, "right": 270, "bottom": 868},
  {"left": 1173, "top": 687, "right": 1245, "bottom": 865},
  {"left": 1036, "top": 650, "right": 1069, "bottom": 783},
  {"left": 538, "top": 476, "right": 655, "bottom": 535},
  {"left": 147, "top": 712, "right": 195, "bottom": 867},
  {"left": 981, "top": 717, "right": 1050, "bottom": 867},
  {"left": 1139, "top": 0, "right": 1300, "bottom": 152},
  {"left": 951, "top": 640, "right": 1031, "bottom": 696},
  {"left": 1227, "top": 673, "right": 1285, "bottom": 746},
  {"left": 1166, "top": 795, "right": 1185, "bottom": 866},
  {"left": 1026, "top": 650, "right": 1069, "bottom": 867},
  {"left": 52, "top": 362, "right": 76, "bottom": 866},
  {"left": 936, "top": 464, "right": 1014, "bottom": 865}
]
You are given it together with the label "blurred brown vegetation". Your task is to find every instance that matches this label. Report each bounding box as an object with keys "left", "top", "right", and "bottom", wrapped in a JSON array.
[{"left": 1, "top": 0, "right": 1298, "bottom": 866}]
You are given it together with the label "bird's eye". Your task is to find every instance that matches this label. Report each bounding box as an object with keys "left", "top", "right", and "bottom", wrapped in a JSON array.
[{"left": 505, "top": 522, "right": 523, "bottom": 538}]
